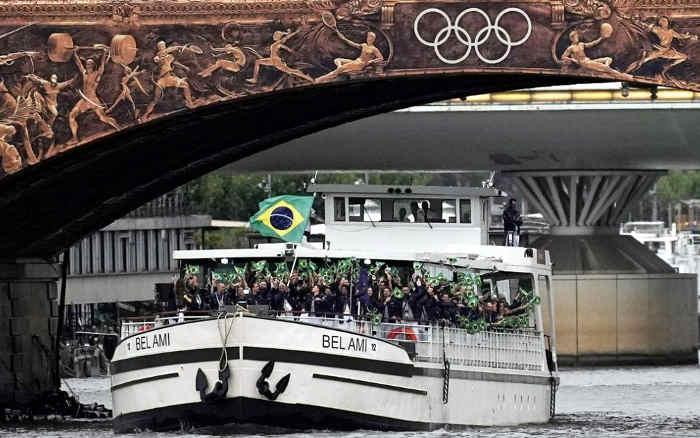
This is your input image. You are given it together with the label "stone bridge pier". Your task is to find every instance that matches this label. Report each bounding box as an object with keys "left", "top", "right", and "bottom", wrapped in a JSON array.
[
  {"left": 0, "top": 259, "right": 60, "bottom": 410},
  {"left": 506, "top": 170, "right": 699, "bottom": 365}
]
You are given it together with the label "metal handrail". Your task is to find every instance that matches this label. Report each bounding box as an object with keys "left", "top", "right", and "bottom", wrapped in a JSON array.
[
  {"left": 278, "top": 315, "right": 545, "bottom": 372},
  {"left": 120, "top": 314, "right": 211, "bottom": 338},
  {"left": 119, "top": 313, "right": 546, "bottom": 372}
]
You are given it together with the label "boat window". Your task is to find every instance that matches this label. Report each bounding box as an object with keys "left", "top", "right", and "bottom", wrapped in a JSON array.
[
  {"left": 396, "top": 199, "right": 456, "bottom": 223},
  {"left": 347, "top": 198, "right": 459, "bottom": 223},
  {"left": 333, "top": 197, "right": 346, "bottom": 222},
  {"left": 349, "top": 198, "right": 385, "bottom": 222},
  {"left": 483, "top": 272, "right": 534, "bottom": 303},
  {"left": 460, "top": 199, "right": 472, "bottom": 224}
]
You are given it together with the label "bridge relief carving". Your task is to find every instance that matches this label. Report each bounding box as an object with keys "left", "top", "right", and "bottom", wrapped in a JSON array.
[{"left": 0, "top": 0, "right": 699, "bottom": 179}]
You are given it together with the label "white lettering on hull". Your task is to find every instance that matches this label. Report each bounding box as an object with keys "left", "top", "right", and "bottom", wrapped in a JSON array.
[
  {"left": 126, "top": 332, "right": 172, "bottom": 352},
  {"left": 322, "top": 334, "right": 375, "bottom": 352}
]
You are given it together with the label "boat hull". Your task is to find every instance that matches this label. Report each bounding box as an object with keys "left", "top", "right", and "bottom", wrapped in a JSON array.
[{"left": 111, "top": 315, "right": 554, "bottom": 433}]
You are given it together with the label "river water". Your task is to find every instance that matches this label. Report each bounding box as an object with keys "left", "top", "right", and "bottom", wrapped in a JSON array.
[{"left": 2, "top": 366, "right": 700, "bottom": 437}]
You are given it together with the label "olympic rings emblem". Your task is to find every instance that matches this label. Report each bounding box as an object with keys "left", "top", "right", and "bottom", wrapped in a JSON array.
[{"left": 413, "top": 7, "right": 532, "bottom": 65}]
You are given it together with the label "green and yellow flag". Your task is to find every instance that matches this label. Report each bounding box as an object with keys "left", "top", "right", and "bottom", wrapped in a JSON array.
[{"left": 249, "top": 195, "right": 314, "bottom": 242}]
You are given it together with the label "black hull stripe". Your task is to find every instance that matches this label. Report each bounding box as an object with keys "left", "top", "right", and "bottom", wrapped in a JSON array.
[
  {"left": 111, "top": 372, "right": 179, "bottom": 391},
  {"left": 111, "top": 345, "right": 410, "bottom": 376},
  {"left": 243, "top": 346, "right": 414, "bottom": 377},
  {"left": 113, "top": 396, "right": 433, "bottom": 433},
  {"left": 312, "top": 373, "right": 428, "bottom": 395},
  {"left": 111, "top": 347, "right": 239, "bottom": 374},
  {"left": 111, "top": 344, "right": 552, "bottom": 386}
]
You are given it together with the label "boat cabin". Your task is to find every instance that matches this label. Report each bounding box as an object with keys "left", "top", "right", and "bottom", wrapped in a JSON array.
[{"left": 308, "top": 184, "right": 503, "bottom": 252}]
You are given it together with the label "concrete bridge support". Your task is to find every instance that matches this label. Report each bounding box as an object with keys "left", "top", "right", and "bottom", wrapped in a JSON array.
[
  {"left": 506, "top": 170, "right": 699, "bottom": 365},
  {"left": 509, "top": 171, "right": 663, "bottom": 233},
  {"left": 0, "top": 259, "right": 59, "bottom": 409}
]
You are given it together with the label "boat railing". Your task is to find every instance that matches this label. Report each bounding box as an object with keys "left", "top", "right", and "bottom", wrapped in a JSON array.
[
  {"left": 277, "top": 314, "right": 546, "bottom": 372},
  {"left": 120, "top": 313, "right": 211, "bottom": 338},
  {"left": 119, "top": 312, "right": 545, "bottom": 372}
]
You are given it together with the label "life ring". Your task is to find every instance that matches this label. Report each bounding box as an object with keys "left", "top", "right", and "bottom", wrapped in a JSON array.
[{"left": 387, "top": 326, "right": 418, "bottom": 341}]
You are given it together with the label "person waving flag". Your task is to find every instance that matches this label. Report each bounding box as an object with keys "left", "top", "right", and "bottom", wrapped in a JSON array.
[{"left": 249, "top": 195, "right": 314, "bottom": 243}]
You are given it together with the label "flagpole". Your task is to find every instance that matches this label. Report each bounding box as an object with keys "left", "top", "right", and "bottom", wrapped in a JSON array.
[{"left": 286, "top": 170, "right": 319, "bottom": 288}]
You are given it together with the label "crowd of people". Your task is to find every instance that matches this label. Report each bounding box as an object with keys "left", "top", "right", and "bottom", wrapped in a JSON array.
[{"left": 178, "top": 261, "right": 536, "bottom": 330}]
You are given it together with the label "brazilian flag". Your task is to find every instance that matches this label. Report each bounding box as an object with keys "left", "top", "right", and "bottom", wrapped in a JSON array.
[{"left": 249, "top": 195, "right": 314, "bottom": 243}]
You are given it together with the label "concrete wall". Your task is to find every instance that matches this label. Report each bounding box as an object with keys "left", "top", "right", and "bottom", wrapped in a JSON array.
[
  {"left": 65, "top": 272, "right": 174, "bottom": 304},
  {"left": 545, "top": 273, "right": 698, "bottom": 365}
]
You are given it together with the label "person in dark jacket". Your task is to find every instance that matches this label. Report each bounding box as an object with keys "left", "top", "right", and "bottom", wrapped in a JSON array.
[
  {"left": 268, "top": 279, "right": 285, "bottom": 312},
  {"left": 418, "top": 286, "right": 440, "bottom": 322},
  {"left": 209, "top": 282, "right": 226, "bottom": 310},
  {"left": 484, "top": 300, "right": 500, "bottom": 323},
  {"left": 503, "top": 198, "right": 523, "bottom": 246},
  {"left": 408, "top": 279, "right": 426, "bottom": 318},
  {"left": 246, "top": 282, "right": 263, "bottom": 305},
  {"left": 336, "top": 284, "right": 351, "bottom": 315},
  {"left": 322, "top": 286, "right": 336, "bottom": 316},
  {"left": 304, "top": 285, "right": 327, "bottom": 316},
  {"left": 377, "top": 287, "right": 403, "bottom": 323},
  {"left": 438, "top": 292, "right": 457, "bottom": 323},
  {"left": 258, "top": 279, "right": 271, "bottom": 304},
  {"left": 356, "top": 286, "right": 378, "bottom": 316}
]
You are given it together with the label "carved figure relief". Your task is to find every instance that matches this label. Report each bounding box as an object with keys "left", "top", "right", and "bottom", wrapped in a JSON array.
[
  {"left": 564, "top": 0, "right": 612, "bottom": 20},
  {"left": 199, "top": 45, "right": 246, "bottom": 78},
  {"left": 625, "top": 16, "right": 698, "bottom": 78},
  {"left": 554, "top": 2, "right": 700, "bottom": 86},
  {"left": 316, "top": 30, "right": 384, "bottom": 82},
  {"left": 0, "top": 62, "right": 46, "bottom": 166},
  {"left": 140, "top": 42, "right": 202, "bottom": 121},
  {"left": 24, "top": 73, "right": 76, "bottom": 133},
  {"left": 558, "top": 22, "right": 633, "bottom": 79},
  {"left": 0, "top": 124, "right": 21, "bottom": 174},
  {"left": 107, "top": 64, "right": 147, "bottom": 119},
  {"left": 0, "top": 0, "right": 699, "bottom": 180},
  {"left": 67, "top": 46, "right": 120, "bottom": 146},
  {"left": 246, "top": 29, "right": 315, "bottom": 86}
]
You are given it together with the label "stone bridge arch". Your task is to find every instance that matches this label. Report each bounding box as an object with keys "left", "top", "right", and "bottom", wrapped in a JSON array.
[{"left": 1, "top": 0, "right": 700, "bottom": 256}]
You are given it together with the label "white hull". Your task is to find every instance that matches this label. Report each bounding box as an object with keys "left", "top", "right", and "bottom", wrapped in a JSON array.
[{"left": 111, "top": 315, "right": 555, "bottom": 432}]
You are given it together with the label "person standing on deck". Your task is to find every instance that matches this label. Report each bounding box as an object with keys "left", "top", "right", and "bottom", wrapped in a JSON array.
[{"left": 503, "top": 198, "right": 523, "bottom": 246}]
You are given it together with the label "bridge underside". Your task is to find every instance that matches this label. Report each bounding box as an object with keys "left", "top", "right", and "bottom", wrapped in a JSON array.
[
  {"left": 0, "top": 74, "right": 586, "bottom": 258},
  {"left": 227, "top": 103, "right": 700, "bottom": 172}
]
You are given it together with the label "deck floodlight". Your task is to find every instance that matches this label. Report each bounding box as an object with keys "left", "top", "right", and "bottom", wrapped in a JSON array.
[
  {"left": 364, "top": 258, "right": 371, "bottom": 265},
  {"left": 284, "top": 247, "right": 295, "bottom": 262},
  {"left": 221, "top": 258, "right": 229, "bottom": 264}
]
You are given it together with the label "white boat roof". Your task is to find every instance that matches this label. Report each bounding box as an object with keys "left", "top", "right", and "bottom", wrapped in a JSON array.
[
  {"left": 307, "top": 184, "right": 503, "bottom": 197},
  {"left": 173, "top": 243, "right": 551, "bottom": 274}
]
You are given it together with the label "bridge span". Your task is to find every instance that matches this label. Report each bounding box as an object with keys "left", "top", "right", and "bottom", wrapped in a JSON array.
[
  {"left": 229, "top": 83, "right": 700, "bottom": 172},
  {"left": 3, "top": 0, "right": 700, "bottom": 256}
]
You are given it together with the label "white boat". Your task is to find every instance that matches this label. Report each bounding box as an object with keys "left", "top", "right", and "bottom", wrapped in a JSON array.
[
  {"left": 111, "top": 184, "right": 559, "bottom": 433},
  {"left": 620, "top": 221, "right": 700, "bottom": 301}
]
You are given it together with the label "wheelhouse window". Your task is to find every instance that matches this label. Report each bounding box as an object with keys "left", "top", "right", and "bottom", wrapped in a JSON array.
[
  {"left": 349, "top": 198, "right": 385, "bottom": 222},
  {"left": 460, "top": 199, "right": 472, "bottom": 224},
  {"left": 347, "top": 197, "right": 457, "bottom": 223},
  {"left": 333, "top": 197, "right": 346, "bottom": 222},
  {"left": 396, "top": 199, "right": 456, "bottom": 223}
]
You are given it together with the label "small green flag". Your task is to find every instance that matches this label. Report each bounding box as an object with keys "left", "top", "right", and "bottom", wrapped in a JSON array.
[{"left": 249, "top": 195, "right": 314, "bottom": 243}]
